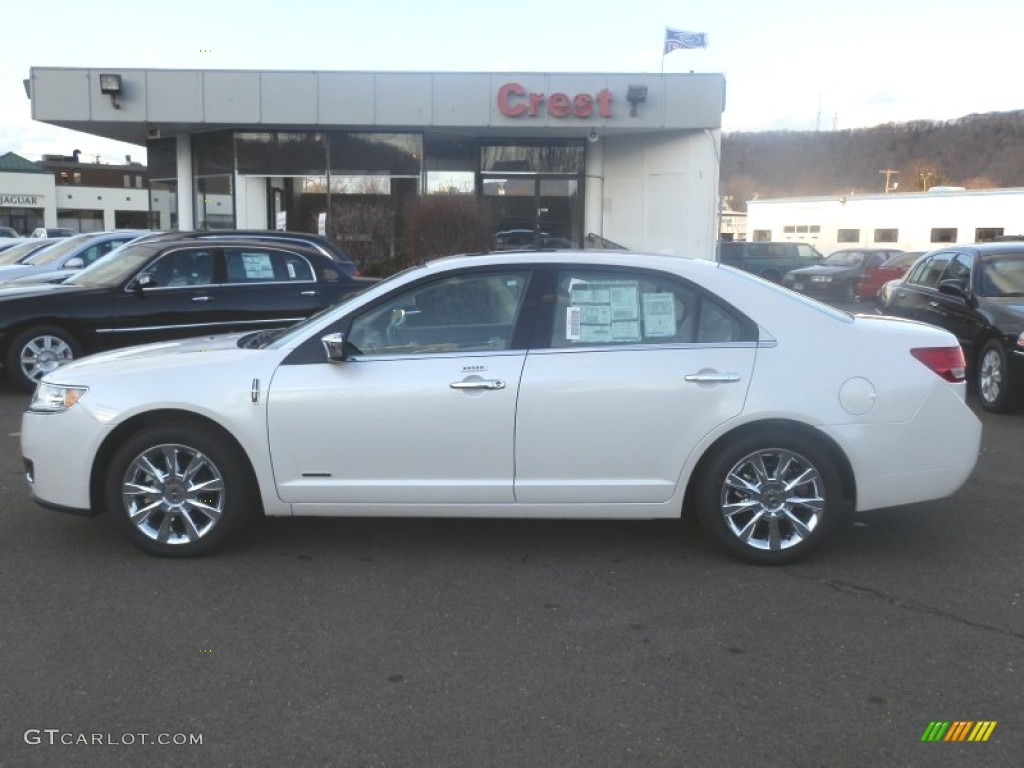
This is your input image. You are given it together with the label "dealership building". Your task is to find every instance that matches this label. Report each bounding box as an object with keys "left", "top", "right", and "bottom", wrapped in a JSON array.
[{"left": 26, "top": 68, "right": 726, "bottom": 262}]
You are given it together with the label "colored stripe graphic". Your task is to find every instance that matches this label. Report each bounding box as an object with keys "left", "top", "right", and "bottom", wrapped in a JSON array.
[
  {"left": 921, "top": 722, "right": 949, "bottom": 741},
  {"left": 921, "top": 721, "right": 996, "bottom": 742},
  {"left": 968, "top": 722, "right": 997, "bottom": 742}
]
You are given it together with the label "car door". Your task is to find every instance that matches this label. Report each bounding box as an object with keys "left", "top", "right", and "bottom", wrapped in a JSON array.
[
  {"left": 514, "top": 266, "right": 757, "bottom": 505},
  {"left": 217, "top": 246, "right": 328, "bottom": 331},
  {"left": 918, "top": 251, "right": 989, "bottom": 355},
  {"left": 886, "top": 251, "right": 954, "bottom": 323},
  {"left": 267, "top": 268, "right": 535, "bottom": 507},
  {"left": 102, "top": 245, "right": 227, "bottom": 348}
]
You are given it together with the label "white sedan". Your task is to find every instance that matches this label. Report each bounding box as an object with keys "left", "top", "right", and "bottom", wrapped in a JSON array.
[{"left": 21, "top": 251, "right": 982, "bottom": 564}]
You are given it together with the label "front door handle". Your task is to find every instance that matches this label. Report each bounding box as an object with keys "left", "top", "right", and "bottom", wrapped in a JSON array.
[
  {"left": 191, "top": 295, "right": 213, "bottom": 302},
  {"left": 300, "top": 290, "right": 319, "bottom": 296},
  {"left": 685, "top": 371, "right": 741, "bottom": 384},
  {"left": 450, "top": 379, "right": 506, "bottom": 391}
]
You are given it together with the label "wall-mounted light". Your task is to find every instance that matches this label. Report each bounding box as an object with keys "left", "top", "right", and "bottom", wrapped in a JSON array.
[
  {"left": 626, "top": 84, "right": 648, "bottom": 117},
  {"left": 99, "top": 73, "right": 123, "bottom": 109}
]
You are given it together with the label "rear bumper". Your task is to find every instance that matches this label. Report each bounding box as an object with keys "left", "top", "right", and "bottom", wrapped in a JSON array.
[{"left": 825, "top": 381, "right": 982, "bottom": 512}]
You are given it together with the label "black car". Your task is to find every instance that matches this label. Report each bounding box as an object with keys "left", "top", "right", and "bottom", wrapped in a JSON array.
[
  {"left": 883, "top": 243, "right": 1024, "bottom": 412},
  {"left": 134, "top": 230, "right": 361, "bottom": 276},
  {"left": 782, "top": 248, "right": 903, "bottom": 302},
  {"left": 0, "top": 238, "right": 377, "bottom": 391}
]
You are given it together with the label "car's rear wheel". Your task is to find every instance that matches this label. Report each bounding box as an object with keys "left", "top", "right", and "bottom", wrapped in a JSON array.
[
  {"left": 977, "top": 339, "right": 1015, "bottom": 412},
  {"left": 760, "top": 270, "right": 782, "bottom": 283},
  {"left": 6, "top": 325, "right": 80, "bottom": 391},
  {"left": 106, "top": 423, "right": 257, "bottom": 557},
  {"left": 695, "top": 432, "right": 843, "bottom": 564}
]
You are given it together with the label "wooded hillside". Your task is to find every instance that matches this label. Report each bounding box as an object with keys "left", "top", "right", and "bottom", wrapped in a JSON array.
[{"left": 720, "top": 110, "right": 1024, "bottom": 211}]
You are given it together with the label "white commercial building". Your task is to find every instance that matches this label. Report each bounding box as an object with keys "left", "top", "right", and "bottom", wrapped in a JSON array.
[
  {"left": 746, "top": 187, "right": 1024, "bottom": 255},
  {"left": 27, "top": 67, "right": 727, "bottom": 263}
]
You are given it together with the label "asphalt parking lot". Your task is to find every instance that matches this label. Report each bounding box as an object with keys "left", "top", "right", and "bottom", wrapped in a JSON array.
[{"left": 1, "top": 362, "right": 1022, "bottom": 767}]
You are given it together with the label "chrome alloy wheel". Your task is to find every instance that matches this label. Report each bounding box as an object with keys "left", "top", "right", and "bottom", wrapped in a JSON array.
[
  {"left": 978, "top": 347, "right": 1004, "bottom": 406},
  {"left": 719, "top": 448, "right": 825, "bottom": 551},
  {"left": 121, "top": 443, "right": 226, "bottom": 545},
  {"left": 19, "top": 334, "right": 75, "bottom": 383}
]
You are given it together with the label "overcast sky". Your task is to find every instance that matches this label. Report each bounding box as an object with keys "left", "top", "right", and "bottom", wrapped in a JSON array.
[{"left": 3, "top": 0, "right": 1020, "bottom": 165}]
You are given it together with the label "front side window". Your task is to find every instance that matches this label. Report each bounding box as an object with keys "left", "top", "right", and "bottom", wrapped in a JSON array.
[
  {"left": 142, "top": 249, "right": 216, "bottom": 287},
  {"left": 348, "top": 271, "right": 530, "bottom": 356},
  {"left": 550, "top": 270, "right": 750, "bottom": 348},
  {"left": 908, "top": 252, "right": 952, "bottom": 288}
]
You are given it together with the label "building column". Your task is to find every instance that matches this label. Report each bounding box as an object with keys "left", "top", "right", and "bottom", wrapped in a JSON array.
[
  {"left": 584, "top": 139, "right": 605, "bottom": 240},
  {"left": 175, "top": 134, "right": 193, "bottom": 230}
]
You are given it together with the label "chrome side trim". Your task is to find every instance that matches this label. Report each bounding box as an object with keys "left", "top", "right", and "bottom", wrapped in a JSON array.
[{"left": 95, "top": 318, "right": 304, "bottom": 334}]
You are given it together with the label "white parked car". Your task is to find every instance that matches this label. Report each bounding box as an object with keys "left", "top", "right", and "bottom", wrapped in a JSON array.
[{"left": 21, "top": 251, "right": 982, "bottom": 563}]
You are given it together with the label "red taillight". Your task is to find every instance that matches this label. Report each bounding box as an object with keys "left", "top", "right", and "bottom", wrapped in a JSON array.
[{"left": 910, "top": 346, "right": 966, "bottom": 382}]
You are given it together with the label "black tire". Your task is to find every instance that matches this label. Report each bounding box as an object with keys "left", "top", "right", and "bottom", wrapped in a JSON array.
[
  {"left": 695, "top": 431, "right": 844, "bottom": 565},
  {"left": 760, "top": 270, "right": 782, "bottom": 283},
  {"left": 105, "top": 423, "right": 258, "bottom": 557},
  {"left": 6, "top": 325, "right": 81, "bottom": 392},
  {"left": 976, "top": 339, "right": 1015, "bottom": 413},
  {"left": 841, "top": 280, "right": 856, "bottom": 303}
]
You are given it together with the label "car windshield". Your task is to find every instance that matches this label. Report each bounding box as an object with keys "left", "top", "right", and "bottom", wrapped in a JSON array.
[
  {"left": 62, "top": 244, "right": 157, "bottom": 288},
  {"left": 823, "top": 251, "right": 865, "bottom": 267},
  {"left": 24, "top": 234, "right": 95, "bottom": 265},
  {"left": 0, "top": 241, "right": 51, "bottom": 265},
  {"left": 979, "top": 253, "right": 1024, "bottom": 297}
]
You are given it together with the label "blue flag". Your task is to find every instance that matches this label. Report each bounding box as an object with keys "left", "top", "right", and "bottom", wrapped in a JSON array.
[{"left": 665, "top": 27, "right": 708, "bottom": 54}]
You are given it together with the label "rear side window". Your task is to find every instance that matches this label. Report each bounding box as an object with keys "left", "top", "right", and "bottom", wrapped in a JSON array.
[
  {"left": 550, "top": 269, "right": 752, "bottom": 347},
  {"left": 224, "top": 248, "right": 314, "bottom": 283}
]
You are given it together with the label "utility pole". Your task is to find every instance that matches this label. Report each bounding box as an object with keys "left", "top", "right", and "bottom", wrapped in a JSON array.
[{"left": 879, "top": 168, "right": 900, "bottom": 193}]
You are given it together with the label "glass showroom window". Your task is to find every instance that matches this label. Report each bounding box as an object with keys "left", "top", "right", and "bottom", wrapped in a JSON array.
[{"left": 195, "top": 176, "right": 234, "bottom": 230}]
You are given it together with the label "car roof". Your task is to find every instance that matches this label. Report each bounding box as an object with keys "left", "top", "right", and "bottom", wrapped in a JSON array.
[{"left": 129, "top": 237, "right": 328, "bottom": 257}]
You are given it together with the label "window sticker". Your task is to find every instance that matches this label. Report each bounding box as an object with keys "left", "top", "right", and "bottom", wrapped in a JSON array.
[
  {"left": 641, "top": 293, "right": 677, "bottom": 337},
  {"left": 566, "top": 280, "right": 642, "bottom": 343},
  {"left": 241, "top": 253, "right": 274, "bottom": 280},
  {"left": 286, "top": 262, "right": 296, "bottom": 279}
]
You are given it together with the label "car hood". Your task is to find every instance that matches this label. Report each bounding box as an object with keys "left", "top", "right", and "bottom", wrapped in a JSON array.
[
  {"left": 74, "top": 332, "right": 251, "bottom": 367},
  {"left": 787, "top": 264, "right": 859, "bottom": 278}
]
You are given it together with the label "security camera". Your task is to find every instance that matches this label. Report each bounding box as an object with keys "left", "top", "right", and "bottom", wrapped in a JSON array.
[{"left": 587, "top": 129, "right": 599, "bottom": 143}]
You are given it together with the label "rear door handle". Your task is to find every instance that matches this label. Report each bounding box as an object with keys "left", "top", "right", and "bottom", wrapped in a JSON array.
[
  {"left": 685, "top": 371, "right": 741, "bottom": 384},
  {"left": 191, "top": 295, "right": 213, "bottom": 302},
  {"left": 300, "top": 290, "right": 319, "bottom": 296}
]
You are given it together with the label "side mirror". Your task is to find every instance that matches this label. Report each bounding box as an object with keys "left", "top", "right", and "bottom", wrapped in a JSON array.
[
  {"left": 937, "top": 279, "right": 968, "bottom": 300},
  {"left": 132, "top": 274, "right": 157, "bottom": 291},
  {"left": 64, "top": 257, "right": 85, "bottom": 270},
  {"left": 321, "top": 332, "right": 349, "bottom": 363}
]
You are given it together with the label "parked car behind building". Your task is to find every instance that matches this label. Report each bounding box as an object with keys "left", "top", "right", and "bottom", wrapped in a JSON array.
[
  {"left": 855, "top": 251, "right": 925, "bottom": 302},
  {"left": 783, "top": 248, "right": 903, "bottom": 302},
  {"left": 717, "top": 241, "right": 823, "bottom": 283}
]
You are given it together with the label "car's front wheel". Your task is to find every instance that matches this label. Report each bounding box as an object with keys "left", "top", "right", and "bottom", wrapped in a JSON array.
[
  {"left": 977, "top": 339, "right": 1015, "bottom": 412},
  {"left": 105, "top": 423, "right": 258, "bottom": 556},
  {"left": 695, "top": 432, "right": 843, "bottom": 564},
  {"left": 6, "top": 325, "right": 80, "bottom": 391}
]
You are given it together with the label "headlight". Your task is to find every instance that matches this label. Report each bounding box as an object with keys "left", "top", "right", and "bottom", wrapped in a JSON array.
[{"left": 29, "top": 383, "right": 89, "bottom": 412}]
